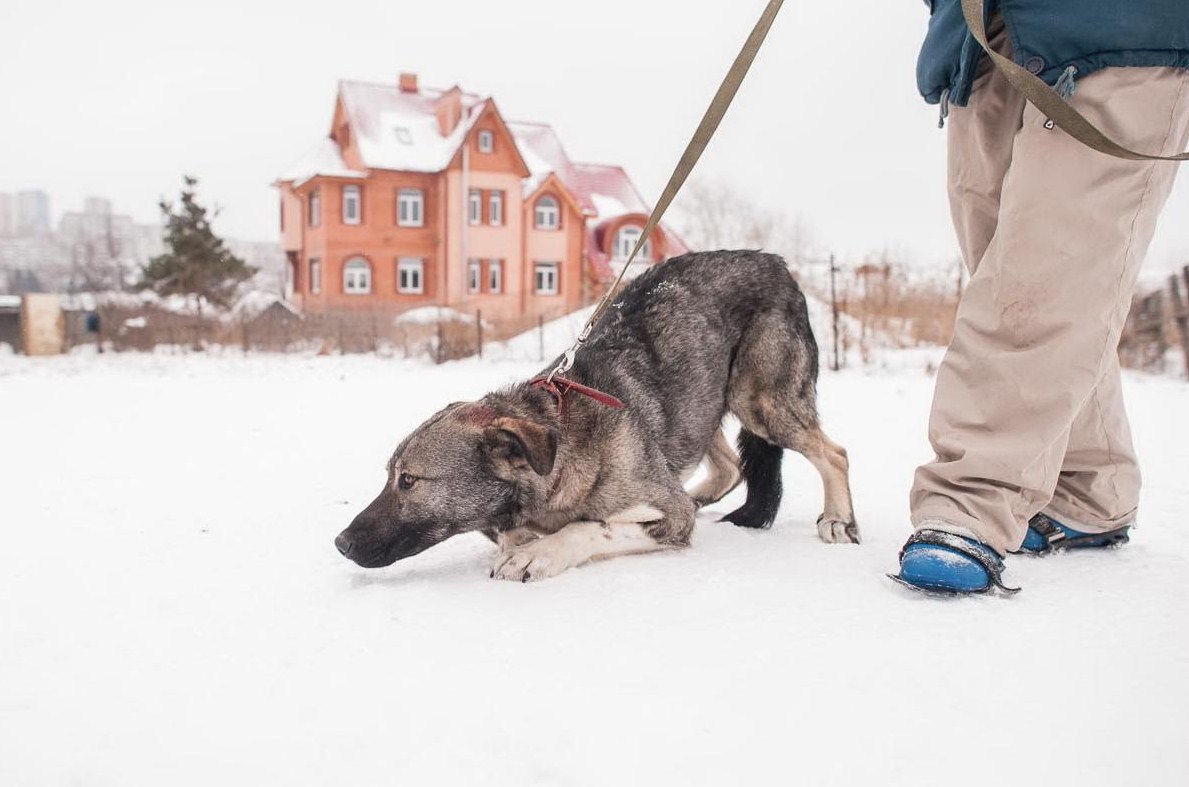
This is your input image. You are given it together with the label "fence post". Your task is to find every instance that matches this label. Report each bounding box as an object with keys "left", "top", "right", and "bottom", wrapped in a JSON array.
[
  {"left": 829, "top": 253, "right": 841, "bottom": 372},
  {"left": 436, "top": 320, "right": 444, "bottom": 365},
  {"left": 538, "top": 315, "right": 545, "bottom": 362},
  {"left": 1169, "top": 269, "right": 1189, "bottom": 380},
  {"left": 476, "top": 309, "right": 483, "bottom": 359}
]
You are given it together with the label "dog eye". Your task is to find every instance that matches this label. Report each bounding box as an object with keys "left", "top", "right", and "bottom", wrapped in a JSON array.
[{"left": 397, "top": 473, "right": 417, "bottom": 491}]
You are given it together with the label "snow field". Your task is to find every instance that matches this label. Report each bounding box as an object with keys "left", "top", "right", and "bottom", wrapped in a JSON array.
[{"left": 1, "top": 348, "right": 1187, "bottom": 786}]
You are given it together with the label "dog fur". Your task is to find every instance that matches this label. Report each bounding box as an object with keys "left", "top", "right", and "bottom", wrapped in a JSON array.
[{"left": 335, "top": 251, "right": 859, "bottom": 580}]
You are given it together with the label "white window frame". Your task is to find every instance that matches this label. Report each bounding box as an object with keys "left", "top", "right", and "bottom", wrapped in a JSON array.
[
  {"left": 309, "top": 257, "right": 321, "bottom": 295},
  {"left": 343, "top": 185, "right": 362, "bottom": 225},
  {"left": 308, "top": 188, "right": 321, "bottom": 228},
  {"left": 534, "top": 261, "right": 559, "bottom": 296},
  {"left": 615, "top": 225, "right": 651, "bottom": 261},
  {"left": 489, "top": 191, "right": 503, "bottom": 226},
  {"left": 468, "top": 190, "right": 482, "bottom": 225},
  {"left": 488, "top": 259, "right": 502, "bottom": 294},
  {"left": 397, "top": 257, "right": 424, "bottom": 294},
  {"left": 534, "top": 196, "right": 560, "bottom": 231},
  {"left": 467, "top": 259, "right": 481, "bottom": 294},
  {"left": 478, "top": 130, "right": 494, "bottom": 154},
  {"left": 343, "top": 257, "right": 372, "bottom": 295},
  {"left": 397, "top": 188, "right": 424, "bottom": 227}
]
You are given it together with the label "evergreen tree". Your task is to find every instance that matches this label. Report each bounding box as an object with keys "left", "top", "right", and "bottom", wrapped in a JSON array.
[{"left": 138, "top": 176, "right": 256, "bottom": 309}]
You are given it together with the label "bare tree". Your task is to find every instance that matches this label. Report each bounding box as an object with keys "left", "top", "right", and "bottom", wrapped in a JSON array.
[{"left": 673, "top": 179, "right": 816, "bottom": 269}]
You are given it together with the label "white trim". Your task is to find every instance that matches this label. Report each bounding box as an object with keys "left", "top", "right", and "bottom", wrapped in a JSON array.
[
  {"left": 489, "top": 191, "right": 503, "bottom": 226},
  {"left": 397, "top": 257, "right": 424, "bottom": 294},
  {"left": 397, "top": 188, "right": 424, "bottom": 227},
  {"left": 343, "top": 185, "right": 362, "bottom": 226},
  {"left": 467, "top": 259, "right": 481, "bottom": 294},
  {"left": 309, "top": 257, "right": 321, "bottom": 295},
  {"left": 308, "top": 188, "right": 321, "bottom": 228},
  {"left": 468, "top": 189, "right": 482, "bottom": 226},
  {"left": 534, "top": 261, "right": 559, "bottom": 296},
  {"left": 615, "top": 225, "right": 650, "bottom": 261},
  {"left": 488, "top": 259, "right": 502, "bottom": 294},
  {"left": 534, "top": 196, "right": 560, "bottom": 230},
  {"left": 343, "top": 256, "right": 372, "bottom": 295}
]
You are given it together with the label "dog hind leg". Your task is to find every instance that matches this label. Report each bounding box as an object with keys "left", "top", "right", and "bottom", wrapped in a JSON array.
[{"left": 689, "top": 427, "right": 743, "bottom": 508}]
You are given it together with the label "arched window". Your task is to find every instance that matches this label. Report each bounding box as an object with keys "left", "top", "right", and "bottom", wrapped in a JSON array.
[
  {"left": 343, "top": 257, "right": 372, "bottom": 295},
  {"left": 615, "top": 225, "right": 651, "bottom": 261},
  {"left": 535, "top": 196, "right": 560, "bottom": 230}
]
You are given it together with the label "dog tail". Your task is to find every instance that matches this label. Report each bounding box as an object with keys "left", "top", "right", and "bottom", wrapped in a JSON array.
[{"left": 721, "top": 429, "right": 783, "bottom": 529}]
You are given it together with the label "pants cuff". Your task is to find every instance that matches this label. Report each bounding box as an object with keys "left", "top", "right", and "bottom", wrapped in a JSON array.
[
  {"left": 910, "top": 511, "right": 1008, "bottom": 556},
  {"left": 1040, "top": 503, "right": 1137, "bottom": 535}
]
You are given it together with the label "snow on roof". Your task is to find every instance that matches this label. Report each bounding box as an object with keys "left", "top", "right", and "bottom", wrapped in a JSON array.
[
  {"left": 277, "top": 138, "right": 367, "bottom": 186},
  {"left": 573, "top": 163, "right": 652, "bottom": 218},
  {"left": 339, "top": 80, "right": 488, "bottom": 173},
  {"left": 506, "top": 121, "right": 596, "bottom": 213}
]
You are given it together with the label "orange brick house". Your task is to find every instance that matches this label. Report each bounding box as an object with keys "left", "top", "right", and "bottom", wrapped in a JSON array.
[{"left": 276, "top": 73, "right": 687, "bottom": 322}]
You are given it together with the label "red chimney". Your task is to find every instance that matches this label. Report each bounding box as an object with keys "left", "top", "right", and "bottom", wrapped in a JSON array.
[
  {"left": 434, "top": 86, "right": 463, "bottom": 136},
  {"left": 399, "top": 73, "right": 419, "bottom": 94}
]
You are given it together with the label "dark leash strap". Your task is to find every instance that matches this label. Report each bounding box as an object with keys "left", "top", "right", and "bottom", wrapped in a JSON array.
[
  {"left": 530, "top": 376, "right": 626, "bottom": 418},
  {"left": 964, "top": 0, "right": 1189, "bottom": 162}
]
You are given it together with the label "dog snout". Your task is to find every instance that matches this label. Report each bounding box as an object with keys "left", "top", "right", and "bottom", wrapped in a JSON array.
[{"left": 334, "top": 532, "right": 353, "bottom": 557}]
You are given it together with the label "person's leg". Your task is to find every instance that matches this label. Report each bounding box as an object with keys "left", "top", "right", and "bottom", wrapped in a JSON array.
[
  {"left": 911, "top": 66, "right": 1189, "bottom": 557},
  {"left": 1043, "top": 355, "right": 1141, "bottom": 532},
  {"left": 946, "top": 14, "right": 1023, "bottom": 275}
]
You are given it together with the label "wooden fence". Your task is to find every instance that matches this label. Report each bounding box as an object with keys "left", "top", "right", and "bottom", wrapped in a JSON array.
[{"left": 1120, "top": 265, "right": 1189, "bottom": 378}]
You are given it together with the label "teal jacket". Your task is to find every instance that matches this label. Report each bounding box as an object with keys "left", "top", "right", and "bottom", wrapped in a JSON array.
[{"left": 919, "top": 0, "right": 1189, "bottom": 106}]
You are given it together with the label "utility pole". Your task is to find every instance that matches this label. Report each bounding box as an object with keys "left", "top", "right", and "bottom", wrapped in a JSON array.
[{"left": 829, "top": 253, "right": 841, "bottom": 372}]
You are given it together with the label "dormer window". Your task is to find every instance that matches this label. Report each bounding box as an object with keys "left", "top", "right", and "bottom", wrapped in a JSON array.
[
  {"left": 615, "top": 225, "right": 651, "bottom": 261},
  {"left": 394, "top": 127, "right": 413, "bottom": 145},
  {"left": 478, "top": 130, "right": 494, "bottom": 154},
  {"left": 534, "top": 196, "right": 560, "bottom": 231}
]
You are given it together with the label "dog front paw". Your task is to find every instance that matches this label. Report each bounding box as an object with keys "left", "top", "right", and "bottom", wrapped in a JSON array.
[
  {"left": 490, "top": 541, "right": 574, "bottom": 582},
  {"left": 817, "top": 515, "right": 861, "bottom": 545}
]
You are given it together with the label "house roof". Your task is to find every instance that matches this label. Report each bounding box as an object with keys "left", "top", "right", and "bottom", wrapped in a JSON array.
[
  {"left": 572, "top": 163, "right": 653, "bottom": 219},
  {"left": 506, "top": 121, "right": 596, "bottom": 214},
  {"left": 276, "top": 137, "right": 367, "bottom": 187},
  {"left": 336, "top": 80, "right": 491, "bottom": 173}
]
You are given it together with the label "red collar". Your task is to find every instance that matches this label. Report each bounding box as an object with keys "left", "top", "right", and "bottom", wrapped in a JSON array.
[{"left": 529, "top": 376, "right": 626, "bottom": 416}]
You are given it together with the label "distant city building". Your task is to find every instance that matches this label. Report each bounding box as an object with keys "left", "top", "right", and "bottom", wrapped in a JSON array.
[
  {"left": 275, "top": 72, "right": 686, "bottom": 321},
  {"left": 0, "top": 193, "right": 15, "bottom": 236},
  {"left": 16, "top": 190, "right": 51, "bottom": 234},
  {"left": 0, "top": 192, "right": 283, "bottom": 299}
]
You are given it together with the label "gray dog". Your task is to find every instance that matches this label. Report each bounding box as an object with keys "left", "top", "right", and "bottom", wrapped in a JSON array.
[{"left": 335, "top": 250, "right": 859, "bottom": 581}]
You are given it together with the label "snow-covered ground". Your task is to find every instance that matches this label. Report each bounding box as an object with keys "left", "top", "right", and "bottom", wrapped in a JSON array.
[{"left": 2, "top": 345, "right": 1188, "bottom": 786}]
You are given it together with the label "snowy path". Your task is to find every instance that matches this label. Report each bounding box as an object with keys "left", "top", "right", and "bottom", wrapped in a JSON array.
[{"left": 1, "top": 352, "right": 1187, "bottom": 786}]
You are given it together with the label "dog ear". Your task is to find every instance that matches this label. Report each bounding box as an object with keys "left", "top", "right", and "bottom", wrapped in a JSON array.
[{"left": 483, "top": 417, "right": 557, "bottom": 476}]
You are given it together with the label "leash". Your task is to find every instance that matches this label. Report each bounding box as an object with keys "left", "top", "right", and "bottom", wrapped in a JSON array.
[
  {"left": 964, "top": 0, "right": 1189, "bottom": 162},
  {"left": 544, "top": 0, "right": 787, "bottom": 388}
]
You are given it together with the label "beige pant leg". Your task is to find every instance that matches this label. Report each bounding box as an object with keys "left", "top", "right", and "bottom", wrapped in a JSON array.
[
  {"left": 1045, "top": 355, "right": 1142, "bottom": 532},
  {"left": 912, "top": 66, "right": 1189, "bottom": 555}
]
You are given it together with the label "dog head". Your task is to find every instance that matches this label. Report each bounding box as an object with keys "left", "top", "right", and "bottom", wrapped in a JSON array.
[{"left": 334, "top": 400, "right": 558, "bottom": 568}]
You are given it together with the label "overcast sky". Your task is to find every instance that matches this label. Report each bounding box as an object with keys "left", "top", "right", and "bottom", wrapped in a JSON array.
[{"left": 2, "top": 0, "right": 1187, "bottom": 280}]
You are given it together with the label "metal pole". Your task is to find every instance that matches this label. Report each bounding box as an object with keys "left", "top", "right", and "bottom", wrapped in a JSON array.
[
  {"left": 476, "top": 309, "right": 483, "bottom": 359},
  {"left": 460, "top": 144, "right": 470, "bottom": 308},
  {"left": 829, "top": 253, "right": 840, "bottom": 372}
]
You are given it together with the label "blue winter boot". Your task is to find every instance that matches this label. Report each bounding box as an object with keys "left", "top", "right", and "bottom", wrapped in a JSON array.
[
  {"left": 890, "top": 529, "right": 1019, "bottom": 595},
  {"left": 1018, "top": 513, "right": 1131, "bottom": 555}
]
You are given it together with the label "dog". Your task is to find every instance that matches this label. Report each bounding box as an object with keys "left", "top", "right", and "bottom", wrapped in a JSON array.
[{"left": 335, "top": 250, "right": 859, "bottom": 581}]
